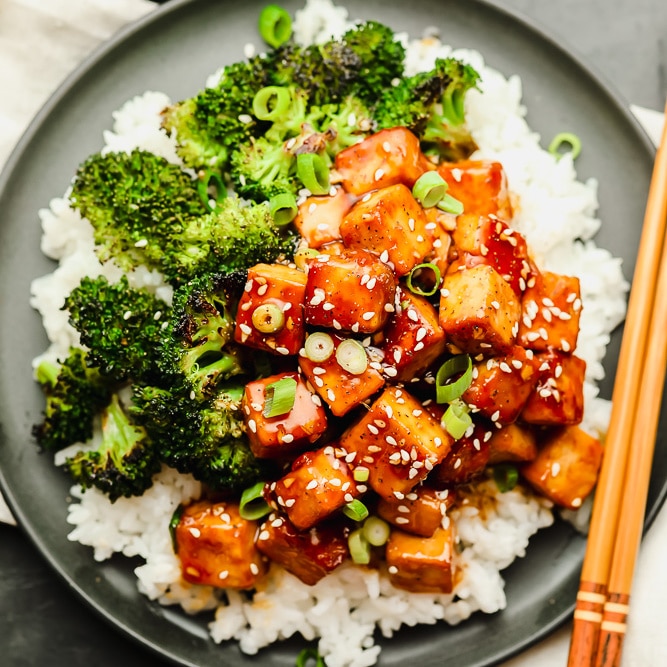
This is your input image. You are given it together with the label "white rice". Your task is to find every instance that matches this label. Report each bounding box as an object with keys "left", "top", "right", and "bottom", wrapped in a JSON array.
[{"left": 29, "top": 1, "right": 628, "bottom": 665}]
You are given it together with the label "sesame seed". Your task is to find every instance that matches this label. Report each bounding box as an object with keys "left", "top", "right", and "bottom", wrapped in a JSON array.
[
  {"left": 412, "top": 409, "right": 423, "bottom": 417},
  {"left": 386, "top": 435, "right": 398, "bottom": 446},
  {"left": 384, "top": 366, "right": 398, "bottom": 377},
  {"left": 285, "top": 498, "right": 296, "bottom": 508},
  {"left": 329, "top": 478, "right": 342, "bottom": 487},
  {"left": 368, "top": 445, "right": 383, "bottom": 453},
  {"left": 414, "top": 342, "right": 425, "bottom": 352},
  {"left": 406, "top": 309, "right": 419, "bottom": 322},
  {"left": 218, "top": 570, "right": 229, "bottom": 580},
  {"left": 248, "top": 419, "right": 257, "bottom": 433},
  {"left": 322, "top": 302, "right": 335, "bottom": 310},
  {"left": 259, "top": 530, "right": 270, "bottom": 541},
  {"left": 374, "top": 168, "right": 385, "bottom": 181},
  {"left": 416, "top": 327, "right": 427, "bottom": 342},
  {"left": 282, "top": 434, "right": 295, "bottom": 443},
  {"left": 344, "top": 493, "right": 355, "bottom": 503},
  {"left": 188, "top": 527, "right": 201, "bottom": 538},
  {"left": 276, "top": 347, "right": 290, "bottom": 355},
  {"left": 362, "top": 311, "right": 375, "bottom": 321},
  {"left": 313, "top": 376, "right": 324, "bottom": 387},
  {"left": 250, "top": 562, "right": 260, "bottom": 575},
  {"left": 327, "top": 388, "right": 336, "bottom": 402},
  {"left": 332, "top": 319, "right": 342, "bottom": 330},
  {"left": 311, "top": 394, "right": 322, "bottom": 406},
  {"left": 380, "top": 250, "right": 390, "bottom": 263},
  {"left": 367, "top": 424, "right": 379, "bottom": 435}
]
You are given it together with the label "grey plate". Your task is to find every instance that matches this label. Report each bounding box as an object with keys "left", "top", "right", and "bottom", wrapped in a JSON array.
[{"left": 0, "top": 1, "right": 664, "bottom": 666}]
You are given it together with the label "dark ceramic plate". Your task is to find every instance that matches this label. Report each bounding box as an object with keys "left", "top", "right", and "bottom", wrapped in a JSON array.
[{"left": 0, "top": 1, "right": 664, "bottom": 666}]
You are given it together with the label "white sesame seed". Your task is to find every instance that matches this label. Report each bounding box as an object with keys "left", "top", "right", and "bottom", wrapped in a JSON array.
[
  {"left": 248, "top": 419, "right": 257, "bottom": 433},
  {"left": 282, "top": 433, "right": 295, "bottom": 443},
  {"left": 362, "top": 311, "right": 375, "bottom": 321},
  {"left": 380, "top": 250, "right": 390, "bottom": 263},
  {"left": 327, "top": 388, "right": 336, "bottom": 402}
]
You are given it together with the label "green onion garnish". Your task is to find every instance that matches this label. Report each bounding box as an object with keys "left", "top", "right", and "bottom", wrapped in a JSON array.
[
  {"left": 168, "top": 504, "right": 184, "bottom": 553},
  {"left": 304, "top": 332, "right": 335, "bottom": 362},
  {"left": 296, "top": 153, "right": 330, "bottom": 195},
  {"left": 239, "top": 481, "right": 271, "bottom": 520},
  {"left": 197, "top": 169, "right": 227, "bottom": 212},
  {"left": 442, "top": 399, "right": 473, "bottom": 439},
  {"left": 548, "top": 132, "right": 582, "bottom": 160},
  {"left": 437, "top": 192, "right": 464, "bottom": 215},
  {"left": 295, "top": 647, "right": 325, "bottom": 667},
  {"left": 362, "top": 516, "right": 390, "bottom": 547},
  {"left": 435, "top": 354, "right": 473, "bottom": 404},
  {"left": 353, "top": 467, "right": 369, "bottom": 482},
  {"left": 252, "top": 85, "right": 291, "bottom": 122},
  {"left": 412, "top": 171, "right": 448, "bottom": 208},
  {"left": 348, "top": 528, "right": 371, "bottom": 564},
  {"left": 258, "top": 4, "right": 292, "bottom": 49},
  {"left": 342, "top": 499, "right": 369, "bottom": 522},
  {"left": 406, "top": 262, "right": 442, "bottom": 297},
  {"left": 493, "top": 464, "right": 519, "bottom": 493},
  {"left": 269, "top": 192, "right": 298, "bottom": 226},
  {"left": 252, "top": 303, "right": 285, "bottom": 334},
  {"left": 263, "top": 376, "right": 297, "bottom": 418},
  {"left": 335, "top": 338, "right": 368, "bottom": 375}
]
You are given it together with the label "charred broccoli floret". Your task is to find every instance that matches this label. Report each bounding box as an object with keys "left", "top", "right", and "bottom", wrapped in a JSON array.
[
  {"left": 65, "top": 275, "right": 169, "bottom": 385},
  {"left": 32, "top": 348, "right": 113, "bottom": 451},
  {"left": 132, "top": 384, "right": 270, "bottom": 493},
  {"left": 65, "top": 394, "right": 160, "bottom": 502}
]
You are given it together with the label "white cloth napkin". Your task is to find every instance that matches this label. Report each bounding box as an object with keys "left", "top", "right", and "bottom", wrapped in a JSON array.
[{"left": 0, "top": 1, "right": 665, "bottom": 665}]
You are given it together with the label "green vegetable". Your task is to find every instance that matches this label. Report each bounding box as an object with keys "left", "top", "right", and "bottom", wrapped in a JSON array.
[
  {"left": 304, "top": 332, "right": 335, "bottom": 362},
  {"left": 269, "top": 192, "right": 298, "bottom": 226},
  {"left": 295, "top": 647, "right": 325, "bottom": 667},
  {"left": 335, "top": 339, "right": 368, "bottom": 375},
  {"left": 258, "top": 5, "right": 293, "bottom": 49},
  {"left": 348, "top": 528, "right": 371, "bottom": 564},
  {"left": 435, "top": 355, "right": 473, "bottom": 404},
  {"left": 342, "top": 499, "right": 369, "bottom": 522},
  {"left": 437, "top": 192, "right": 464, "bottom": 215},
  {"left": 197, "top": 168, "right": 227, "bottom": 212},
  {"left": 406, "top": 262, "right": 442, "bottom": 297},
  {"left": 494, "top": 464, "right": 519, "bottom": 492},
  {"left": 253, "top": 85, "right": 292, "bottom": 121},
  {"left": 442, "top": 399, "right": 473, "bottom": 440},
  {"left": 263, "top": 376, "right": 297, "bottom": 418},
  {"left": 412, "top": 171, "right": 448, "bottom": 208},
  {"left": 296, "top": 152, "right": 330, "bottom": 195},
  {"left": 239, "top": 481, "right": 272, "bottom": 520},
  {"left": 548, "top": 131, "right": 582, "bottom": 160},
  {"left": 362, "top": 516, "right": 390, "bottom": 546}
]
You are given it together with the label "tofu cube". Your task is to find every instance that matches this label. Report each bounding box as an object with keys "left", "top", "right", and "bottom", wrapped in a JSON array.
[
  {"left": 377, "top": 486, "right": 452, "bottom": 537},
  {"left": 340, "top": 183, "right": 432, "bottom": 276},
  {"left": 334, "top": 127, "right": 432, "bottom": 196},
  {"left": 439, "top": 263, "right": 521, "bottom": 355},
  {"left": 242, "top": 371, "right": 328, "bottom": 458},
  {"left": 462, "top": 345, "right": 538, "bottom": 425},
  {"left": 304, "top": 249, "right": 397, "bottom": 333},
  {"left": 234, "top": 263, "right": 307, "bottom": 356},
  {"left": 487, "top": 422, "right": 538, "bottom": 465},
  {"left": 340, "top": 386, "right": 453, "bottom": 500},
  {"left": 293, "top": 187, "right": 353, "bottom": 249},
  {"left": 380, "top": 288, "right": 447, "bottom": 382},
  {"left": 256, "top": 513, "right": 349, "bottom": 585},
  {"left": 437, "top": 160, "right": 513, "bottom": 221},
  {"left": 518, "top": 271, "right": 582, "bottom": 353},
  {"left": 386, "top": 525, "right": 456, "bottom": 594},
  {"left": 174, "top": 500, "right": 267, "bottom": 589},
  {"left": 299, "top": 332, "right": 385, "bottom": 416},
  {"left": 520, "top": 351, "right": 586, "bottom": 425},
  {"left": 521, "top": 425, "right": 603, "bottom": 510},
  {"left": 431, "top": 422, "right": 492, "bottom": 485},
  {"left": 451, "top": 215, "right": 532, "bottom": 295},
  {"left": 269, "top": 445, "right": 361, "bottom": 530},
  {"left": 423, "top": 207, "right": 454, "bottom": 276}
]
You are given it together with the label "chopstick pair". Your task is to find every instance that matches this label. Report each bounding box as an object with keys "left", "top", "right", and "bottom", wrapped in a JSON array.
[{"left": 567, "top": 98, "right": 667, "bottom": 667}]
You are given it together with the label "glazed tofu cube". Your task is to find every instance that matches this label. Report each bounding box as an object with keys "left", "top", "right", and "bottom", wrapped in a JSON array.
[
  {"left": 424, "top": 207, "right": 454, "bottom": 275},
  {"left": 299, "top": 332, "right": 385, "bottom": 416},
  {"left": 256, "top": 513, "right": 349, "bottom": 585},
  {"left": 462, "top": 345, "right": 538, "bottom": 425},
  {"left": 234, "top": 263, "right": 307, "bottom": 356},
  {"left": 386, "top": 525, "right": 456, "bottom": 594},
  {"left": 269, "top": 445, "right": 361, "bottom": 530},
  {"left": 293, "top": 187, "right": 353, "bottom": 249},
  {"left": 334, "top": 127, "right": 432, "bottom": 196},
  {"left": 439, "top": 263, "right": 521, "bottom": 355},
  {"left": 242, "top": 371, "right": 328, "bottom": 458},
  {"left": 521, "top": 425, "right": 603, "bottom": 510},
  {"left": 377, "top": 486, "right": 452, "bottom": 537},
  {"left": 340, "top": 183, "right": 432, "bottom": 276},
  {"left": 174, "top": 500, "right": 266, "bottom": 589},
  {"left": 452, "top": 215, "right": 532, "bottom": 295},
  {"left": 304, "top": 249, "right": 397, "bottom": 333},
  {"left": 518, "top": 271, "right": 582, "bottom": 353},
  {"left": 520, "top": 351, "right": 586, "bottom": 425},
  {"left": 431, "top": 422, "right": 491, "bottom": 485},
  {"left": 381, "top": 288, "right": 447, "bottom": 382},
  {"left": 437, "top": 160, "right": 513, "bottom": 221},
  {"left": 487, "top": 422, "right": 538, "bottom": 465},
  {"left": 340, "top": 386, "right": 453, "bottom": 500}
]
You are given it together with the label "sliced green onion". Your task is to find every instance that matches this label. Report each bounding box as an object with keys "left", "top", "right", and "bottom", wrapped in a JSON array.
[
  {"left": 412, "top": 171, "right": 448, "bottom": 208},
  {"left": 258, "top": 4, "right": 292, "bottom": 49},
  {"left": 342, "top": 499, "right": 369, "bottom": 522},
  {"left": 353, "top": 467, "right": 370, "bottom": 482},
  {"left": 442, "top": 399, "right": 473, "bottom": 440},
  {"left": 294, "top": 246, "right": 321, "bottom": 270},
  {"left": 296, "top": 153, "right": 330, "bottom": 195},
  {"left": 269, "top": 192, "right": 298, "bottom": 226},
  {"left": 435, "top": 354, "right": 473, "bottom": 404},
  {"left": 295, "top": 647, "right": 325, "bottom": 667},
  {"left": 548, "top": 132, "right": 582, "bottom": 160},
  {"left": 263, "top": 376, "right": 297, "bottom": 418},
  {"left": 252, "top": 86, "right": 291, "bottom": 121},
  {"left": 348, "top": 528, "right": 371, "bottom": 565},
  {"left": 335, "top": 338, "right": 368, "bottom": 375},
  {"left": 169, "top": 504, "right": 184, "bottom": 553},
  {"left": 304, "top": 332, "right": 334, "bottom": 362},
  {"left": 197, "top": 169, "right": 227, "bottom": 212},
  {"left": 437, "top": 192, "right": 464, "bottom": 215},
  {"left": 406, "top": 262, "right": 442, "bottom": 297},
  {"left": 493, "top": 464, "right": 519, "bottom": 493},
  {"left": 362, "top": 516, "right": 390, "bottom": 547},
  {"left": 239, "top": 481, "right": 272, "bottom": 520},
  {"left": 252, "top": 303, "right": 285, "bottom": 333}
]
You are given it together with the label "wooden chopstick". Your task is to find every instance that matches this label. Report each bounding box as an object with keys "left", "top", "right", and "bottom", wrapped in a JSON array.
[{"left": 567, "top": 98, "right": 667, "bottom": 667}]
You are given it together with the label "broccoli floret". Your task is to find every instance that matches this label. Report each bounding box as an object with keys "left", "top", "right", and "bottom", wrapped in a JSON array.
[
  {"left": 132, "top": 384, "right": 270, "bottom": 493},
  {"left": 160, "top": 272, "right": 246, "bottom": 400},
  {"left": 65, "top": 275, "right": 169, "bottom": 385},
  {"left": 69, "top": 149, "right": 208, "bottom": 274},
  {"left": 65, "top": 394, "right": 160, "bottom": 502},
  {"left": 32, "top": 348, "right": 113, "bottom": 452}
]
